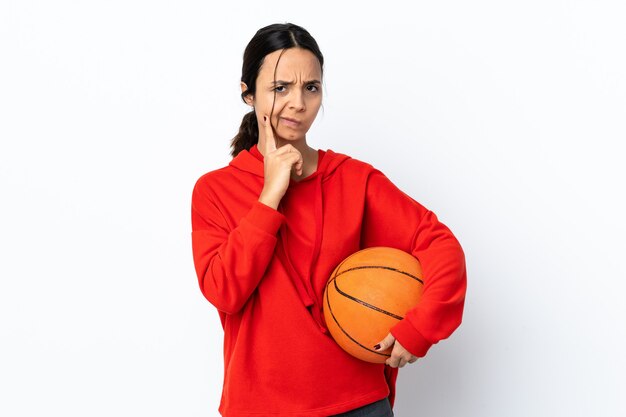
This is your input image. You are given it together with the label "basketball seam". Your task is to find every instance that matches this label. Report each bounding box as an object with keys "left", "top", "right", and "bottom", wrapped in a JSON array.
[
  {"left": 325, "top": 277, "right": 391, "bottom": 358},
  {"left": 333, "top": 279, "right": 404, "bottom": 321},
  {"left": 336, "top": 265, "right": 424, "bottom": 284}
]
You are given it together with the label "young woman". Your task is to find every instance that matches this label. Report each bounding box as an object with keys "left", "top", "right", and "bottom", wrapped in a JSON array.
[{"left": 191, "top": 23, "right": 467, "bottom": 417}]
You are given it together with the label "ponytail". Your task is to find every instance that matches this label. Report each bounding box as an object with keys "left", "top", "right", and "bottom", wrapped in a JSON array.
[{"left": 230, "top": 111, "right": 258, "bottom": 157}]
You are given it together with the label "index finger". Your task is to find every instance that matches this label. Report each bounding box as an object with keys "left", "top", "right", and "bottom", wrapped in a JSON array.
[{"left": 262, "top": 115, "right": 277, "bottom": 154}]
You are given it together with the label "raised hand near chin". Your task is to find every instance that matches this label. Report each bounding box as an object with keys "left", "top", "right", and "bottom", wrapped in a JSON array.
[{"left": 258, "top": 115, "right": 303, "bottom": 210}]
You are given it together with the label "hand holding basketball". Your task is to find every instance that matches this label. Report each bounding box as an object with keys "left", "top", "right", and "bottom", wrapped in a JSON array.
[
  {"left": 258, "top": 114, "right": 304, "bottom": 209},
  {"left": 374, "top": 333, "right": 418, "bottom": 368}
]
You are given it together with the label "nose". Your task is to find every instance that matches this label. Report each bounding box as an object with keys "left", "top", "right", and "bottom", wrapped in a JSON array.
[{"left": 289, "top": 89, "right": 306, "bottom": 112}]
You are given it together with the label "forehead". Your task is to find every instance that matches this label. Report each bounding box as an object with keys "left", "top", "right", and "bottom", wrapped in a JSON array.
[{"left": 258, "top": 48, "right": 322, "bottom": 82}]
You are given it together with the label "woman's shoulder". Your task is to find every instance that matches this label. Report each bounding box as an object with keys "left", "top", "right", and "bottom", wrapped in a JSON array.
[
  {"left": 193, "top": 165, "right": 231, "bottom": 187},
  {"left": 324, "top": 149, "right": 386, "bottom": 184},
  {"left": 191, "top": 163, "right": 246, "bottom": 203},
  {"left": 325, "top": 148, "right": 376, "bottom": 171}
]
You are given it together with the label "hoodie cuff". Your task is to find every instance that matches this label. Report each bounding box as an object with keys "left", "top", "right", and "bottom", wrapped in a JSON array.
[
  {"left": 244, "top": 201, "right": 286, "bottom": 235},
  {"left": 390, "top": 319, "right": 433, "bottom": 358}
]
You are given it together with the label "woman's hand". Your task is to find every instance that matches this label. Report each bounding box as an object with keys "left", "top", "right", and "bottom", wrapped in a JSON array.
[
  {"left": 374, "top": 333, "right": 418, "bottom": 368},
  {"left": 258, "top": 115, "right": 303, "bottom": 209}
]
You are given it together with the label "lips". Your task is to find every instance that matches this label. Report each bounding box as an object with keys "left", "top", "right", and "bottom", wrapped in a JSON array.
[{"left": 281, "top": 117, "right": 302, "bottom": 127}]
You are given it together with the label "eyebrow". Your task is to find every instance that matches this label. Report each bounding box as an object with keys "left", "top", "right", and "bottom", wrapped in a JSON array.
[{"left": 271, "top": 79, "right": 322, "bottom": 85}]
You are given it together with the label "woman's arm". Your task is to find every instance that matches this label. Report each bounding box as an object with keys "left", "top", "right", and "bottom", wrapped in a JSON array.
[
  {"left": 361, "top": 170, "right": 467, "bottom": 358},
  {"left": 191, "top": 178, "right": 285, "bottom": 314}
]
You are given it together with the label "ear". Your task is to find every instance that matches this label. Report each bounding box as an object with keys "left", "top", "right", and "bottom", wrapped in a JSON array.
[{"left": 240, "top": 82, "right": 254, "bottom": 107}]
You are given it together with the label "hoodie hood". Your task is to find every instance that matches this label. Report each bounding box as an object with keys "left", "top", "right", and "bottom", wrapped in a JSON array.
[{"left": 229, "top": 144, "right": 351, "bottom": 333}]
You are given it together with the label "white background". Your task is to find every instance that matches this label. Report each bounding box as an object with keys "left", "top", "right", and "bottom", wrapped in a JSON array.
[{"left": 1, "top": 1, "right": 625, "bottom": 416}]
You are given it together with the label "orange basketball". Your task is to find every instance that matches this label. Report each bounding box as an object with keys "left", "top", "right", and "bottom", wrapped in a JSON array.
[{"left": 323, "top": 246, "right": 424, "bottom": 363}]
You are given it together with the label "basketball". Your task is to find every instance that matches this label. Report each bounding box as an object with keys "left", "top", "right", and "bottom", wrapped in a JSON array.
[{"left": 323, "top": 246, "right": 424, "bottom": 363}]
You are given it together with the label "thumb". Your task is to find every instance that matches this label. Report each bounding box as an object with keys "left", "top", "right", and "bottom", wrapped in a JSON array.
[{"left": 374, "top": 333, "right": 396, "bottom": 351}]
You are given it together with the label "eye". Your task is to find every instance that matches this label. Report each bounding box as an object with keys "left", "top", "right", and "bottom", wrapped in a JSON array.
[
  {"left": 274, "top": 85, "right": 287, "bottom": 93},
  {"left": 306, "top": 84, "right": 320, "bottom": 92}
]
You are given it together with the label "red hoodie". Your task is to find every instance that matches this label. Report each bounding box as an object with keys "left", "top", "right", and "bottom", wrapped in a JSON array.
[{"left": 191, "top": 144, "right": 466, "bottom": 417}]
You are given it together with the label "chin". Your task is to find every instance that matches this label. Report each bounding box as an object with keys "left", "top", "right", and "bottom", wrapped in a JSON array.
[{"left": 277, "top": 132, "right": 306, "bottom": 142}]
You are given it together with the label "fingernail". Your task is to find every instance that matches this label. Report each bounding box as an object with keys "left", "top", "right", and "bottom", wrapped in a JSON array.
[{"left": 374, "top": 344, "right": 381, "bottom": 350}]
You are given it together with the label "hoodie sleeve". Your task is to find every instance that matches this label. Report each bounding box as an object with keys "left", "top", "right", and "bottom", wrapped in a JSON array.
[
  {"left": 191, "top": 176, "right": 286, "bottom": 314},
  {"left": 361, "top": 170, "right": 467, "bottom": 357}
]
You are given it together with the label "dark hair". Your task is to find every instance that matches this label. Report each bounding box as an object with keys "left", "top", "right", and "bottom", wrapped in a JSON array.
[{"left": 230, "top": 23, "right": 324, "bottom": 157}]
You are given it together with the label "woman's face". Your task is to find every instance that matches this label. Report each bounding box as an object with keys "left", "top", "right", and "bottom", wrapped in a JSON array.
[{"left": 243, "top": 47, "right": 323, "bottom": 144}]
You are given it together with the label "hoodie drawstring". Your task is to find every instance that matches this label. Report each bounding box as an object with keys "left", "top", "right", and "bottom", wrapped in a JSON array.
[
  {"left": 275, "top": 174, "right": 328, "bottom": 333},
  {"left": 309, "top": 174, "right": 326, "bottom": 332}
]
